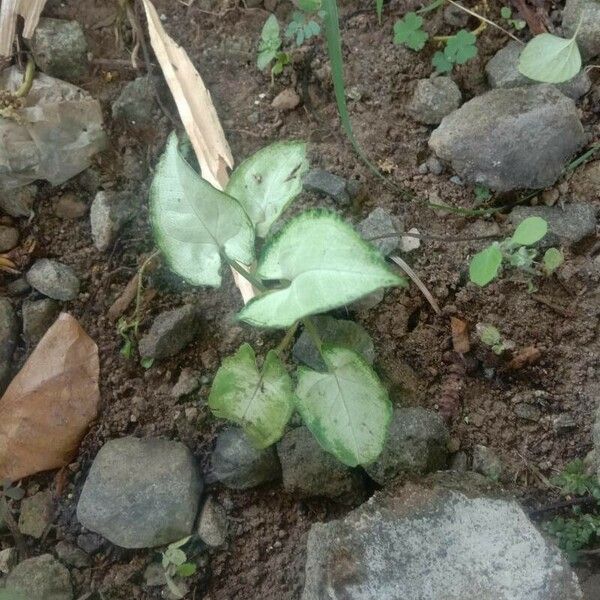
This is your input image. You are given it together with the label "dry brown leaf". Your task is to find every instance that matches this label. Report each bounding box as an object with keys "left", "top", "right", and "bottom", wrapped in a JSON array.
[
  {"left": 450, "top": 317, "right": 470, "bottom": 354},
  {"left": 141, "top": 0, "right": 255, "bottom": 303},
  {"left": 505, "top": 346, "right": 542, "bottom": 371},
  {"left": 0, "top": 313, "right": 100, "bottom": 481},
  {"left": 0, "top": 0, "right": 47, "bottom": 56}
]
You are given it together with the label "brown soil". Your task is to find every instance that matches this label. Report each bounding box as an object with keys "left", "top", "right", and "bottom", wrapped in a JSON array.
[{"left": 2, "top": 0, "right": 600, "bottom": 598}]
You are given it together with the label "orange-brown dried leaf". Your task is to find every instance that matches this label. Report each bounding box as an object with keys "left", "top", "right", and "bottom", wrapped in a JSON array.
[
  {"left": 450, "top": 317, "right": 470, "bottom": 354},
  {"left": 505, "top": 346, "right": 542, "bottom": 371},
  {"left": 0, "top": 313, "right": 100, "bottom": 481}
]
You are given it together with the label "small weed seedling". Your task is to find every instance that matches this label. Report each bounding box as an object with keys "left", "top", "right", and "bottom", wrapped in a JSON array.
[
  {"left": 257, "top": 15, "right": 291, "bottom": 78},
  {"left": 475, "top": 323, "right": 514, "bottom": 355},
  {"left": 544, "top": 460, "right": 600, "bottom": 563},
  {"left": 150, "top": 134, "right": 407, "bottom": 466},
  {"left": 500, "top": 6, "right": 526, "bottom": 30},
  {"left": 469, "top": 217, "right": 564, "bottom": 287},
  {"left": 161, "top": 536, "right": 197, "bottom": 598},
  {"left": 285, "top": 10, "right": 323, "bottom": 46}
]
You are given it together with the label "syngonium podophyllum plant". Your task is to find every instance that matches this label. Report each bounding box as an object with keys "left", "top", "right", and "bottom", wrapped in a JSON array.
[{"left": 149, "top": 133, "right": 407, "bottom": 466}]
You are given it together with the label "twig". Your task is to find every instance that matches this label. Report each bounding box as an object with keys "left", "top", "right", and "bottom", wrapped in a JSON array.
[
  {"left": 367, "top": 231, "right": 502, "bottom": 244},
  {"left": 0, "top": 496, "right": 27, "bottom": 559},
  {"left": 389, "top": 255, "right": 441, "bottom": 315},
  {"left": 530, "top": 294, "right": 574, "bottom": 318},
  {"left": 528, "top": 496, "right": 596, "bottom": 518}
]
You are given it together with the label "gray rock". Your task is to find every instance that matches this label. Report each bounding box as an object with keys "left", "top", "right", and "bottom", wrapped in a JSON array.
[
  {"left": 77, "top": 437, "right": 203, "bottom": 548},
  {"left": 112, "top": 76, "right": 156, "bottom": 125},
  {"left": 553, "top": 413, "right": 576, "bottom": 433},
  {"left": 429, "top": 86, "right": 585, "bottom": 191},
  {"left": 30, "top": 18, "right": 88, "bottom": 80},
  {"left": 54, "top": 541, "right": 91, "bottom": 568},
  {"left": 0, "top": 225, "right": 18, "bottom": 251},
  {"left": 508, "top": 204, "right": 597, "bottom": 246},
  {"left": 76, "top": 533, "right": 103, "bottom": 555},
  {"left": 472, "top": 444, "right": 503, "bottom": 480},
  {"left": 426, "top": 156, "right": 444, "bottom": 175},
  {"left": 301, "top": 473, "right": 582, "bottom": 600},
  {"left": 22, "top": 298, "right": 60, "bottom": 347},
  {"left": 5, "top": 554, "right": 73, "bottom": 600},
  {"left": 6, "top": 277, "right": 30, "bottom": 296},
  {"left": 443, "top": 3, "right": 469, "bottom": 27},
  {"left": 171, "top": 367, "right": 201, "bottom": 398},
  {"left": 408, "top": 77, "right": 462, "bottom": 125},
  {"left": 277, "top": 427, "right": 364, "bottom": 500},
  {"left": 357, "top": 207, "right": 400, "bottom": 256},
  {"left": 303, "top": 169, "right": 350, "bottom": 205},
  {"left": 0, "top": 547, "right": 17, "bottom": 574},
  {"left": 211, "top": 428, "right": 281, "bottom": 489},
  {"left": 26, "top": 259, "right": 80, "bottom": 301},
  {"left": 563, "top": 0, "right": 600, "bottom": 60},
  {"left": 90, "top": 191, "right": 135, "bottom": 252},
  {"left": 349, "top": 288, "right": 385, "bottom": 312},
  {"left": 197, "top": 496, "right": 227, "bottom": 547},
  {"left": 450, "top": 451, "right": 468, "bottom": 471},
  {"left": 514, "top": 403, "right": 542, "bottom": 422},
  {"left": 18, "top": 490, "right": 53, "bottom": 538},
  {"left": 292, "top": 315, "right": 375, "bottom": 372},
  {"left": 364, "top": 407, "right": 449, "bottom": 485},
  {"left": 485, "top": 41, "right": 591, "bottom": 101},
  {"left": 0, "top": 185, "right": 36, "bottom": 217},
  {"left": 0, "top": 297, "right": 18, "bottom": 391},
  {"left": 139, "top": 304, "right": 202, "bottom": 360}
]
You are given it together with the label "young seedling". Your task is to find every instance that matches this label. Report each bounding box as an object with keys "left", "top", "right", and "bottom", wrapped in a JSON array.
[
  {"left": 500, "top": 6, "right": 526, "bottom": 30},
  {"left": 474, "top": 184, "right": 491, "bottom": 204},
  {"left": 475, "top": 323, "right": 514, "bottom": 355},
  {"left": 257, "top": 15, "right": 291, "bottom": 78},
  {"left": 433, "top": 29, "right": 478, "bottom": 73},
  {"left": 285, "top": 10, "right": 323, "bottom": 46},
  {"left": 149, "top": 134, "right": 407, "bottom": 466},
  {"left": 161, "top": 536, "right": 197, "bottom": 599},
  {"left": 393, "top": 12, "right": 429, "bottom": 51},
  {"left": 469, "top": 216, "right": 562, "bottom": 287}
]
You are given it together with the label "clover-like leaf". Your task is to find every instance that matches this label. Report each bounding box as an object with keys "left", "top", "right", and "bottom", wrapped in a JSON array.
[
  {"left": 469, "top": 243, "right": 503, "bottom": 286},
  {"left": 445, "top": 29, "right": 478, "bottom": 64},
  {"left": 208, "top": 344, "right": 294, "bottom": 448},
  {"left": 393, "top": 12, "right": 429, "bottom": 51},
  {"left": 238, "top": 211, "right": 407, "bottom": 328},
  {"left": 295, "top": 345, "right": 392, "bottom": 466},
  {"left": 432, "top": 50, "right": 453, "bottom": 73},
  {"left": 511, "top": 216, "right": 548, "bottom": 246},
  {"left": 150, "top": 133, "right": 255, "bottom": 287},
  {"left": 226, "top": 141, "right": 308, "bottom": 237},
  {"left": 543, "top": 247, "right": 564, "bottom": 274},
  {"left": 518, "top": 33, "right": 581, "bottom": 84}
]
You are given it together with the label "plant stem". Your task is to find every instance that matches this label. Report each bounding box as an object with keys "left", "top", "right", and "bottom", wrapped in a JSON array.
[
  {"left": 15, "top": 56, "right": 35, "bottom": 98},
  {"left": 275, "top": 322, "right": 299, "bottom": 356},
  {"left": 225, "top": 257, "right": 265, "bottom": 292},
  {"left": 133, "top": 250, "right": 160, "bottom": 336}
]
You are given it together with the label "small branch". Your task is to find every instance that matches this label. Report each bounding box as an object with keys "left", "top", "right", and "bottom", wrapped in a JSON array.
[
  {"left": 389, "top": 255, "right": 441, "bottom": 315},
  {"left": 366, "top": 231, "right": 502, "bottom": 244},
  {"left": 15, "top": 55, "right": 35, "bottom": 98},
  {"left": 133, "top": 250, "right": 160, "bottom": 336},
  {"left": 528, "top": 496, "right": 596, "bottom": 518},
  {"left": 275, "top": 322, "right": 299, "bottom": 356}
]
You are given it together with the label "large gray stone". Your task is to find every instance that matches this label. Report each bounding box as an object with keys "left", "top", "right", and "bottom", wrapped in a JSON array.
[
  {"left": 22, "top": 298, "right": 60, "bottom": 347},
  {"left": 429, "top": 86, "right": 585, "bottom": 191},
  {"left": 0, "top": 185, "right": 36, "bottom": 217},
  {"left": 303, "top": 169, "right": 350, "bottom": 205},
  {"left": 30, "top": 18, "right": 88, "bottom": 80},
  {"left": 77, "top": 437, "right": 202, "bottom": 549},
  {"left": 563, "top": 0, "right": 600, "bottom": 60},
  {"left": 112, "top": 76, "right": 156, "bottom": 125},
  {"left": 211, "top": 428, "right": 281, "bottom": 489},
  {"left": 302, "top": 473, "right": 582, "bottom": 600},
  {"left": 364, "top": 407, "right": 449, "bottom": 485},
  {"left": 485, "top": 41, "right": 591, "bottom": 101},
  {"left": 90, "top": 191, "right": 135, "bottom": 252},
  {"left": 0, "top": 297, "right": 18, "bottom": 392},
  {"left": 18, "top": 490, "right": 53, "bottom": 539},
  {"left": 407, "top": 77, "right": 462, "bottom": 125},
  {"left": 5, "top": 554, "right": 73, "bottom": 600},
  {"left": 26, "top": 259, "right": 80, "bottom": 301},
  {"left": 277, "top": 427, "right": 364, "bottom": 500},
  {"left": 138, "top": 304, "right": 202, "bottom": 360}
]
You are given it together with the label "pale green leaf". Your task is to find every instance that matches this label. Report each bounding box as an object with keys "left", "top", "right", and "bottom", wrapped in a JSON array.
[
  {"left": 543, "top": 247, "right": 564, "bottom": 274},
  {"left": 257, "top": 49, "right": 277, "bottom": 71},
  {"left": 295, "top": 345, "right": 392, "bottom": 466},
  {"left": 238, "top": 211, "right": 407, "bottom": 328},
  {"left": 261, "top": 14, "right": 280, "bottom": 43},
  {"left": 226, "top": 142, "right": 309, "bottom": 237},
  {"left": 164, "top": 547, "right": 186, "bottom": 566},
  {"left": 476, "top": 323, "right": 501, "bottom": 347},
  {"left": 469, "top": 244, "right": 503, "bottom": 286},
  {"left": 518, "top": 33, "right": 582, "bottom": 84},
  {"left": 208, "top": 344, "right": 294, "bottom": 448},
  {"left": 177, "top": 563, "right": 197, "bottom": 577},
  {"left": 511, "top": 216, "right": 548, "bottom": 246},
  {"left": 150, "top": 133, "right": 255, "bottom": 287}
]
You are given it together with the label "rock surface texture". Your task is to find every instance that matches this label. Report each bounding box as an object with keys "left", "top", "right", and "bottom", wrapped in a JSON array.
[
  {"left": 302, "top": 474, "right": 582, "bottom": 600},
  {"left": 77, "top": 437, "right": 202, "bottom": 548},
  {"left": 4, "top": 554, "right": 73, "bottom": 600},
  {"left": 429, "top": 86, "right": 585, "bottom": 191},
  {"left": 563, "top": 0, "right": 600, "bottom": 60},
  {"left": 407, "top": 77, "right": 462, "bottom": 125}
]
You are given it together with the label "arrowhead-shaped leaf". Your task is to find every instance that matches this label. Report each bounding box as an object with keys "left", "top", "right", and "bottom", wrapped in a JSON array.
[
  {"left": 238, "top": 211, "right": 406, "bottom": 328},
  {"left": 511, "top": 216, "right": 548, "bottom": 246},
  {"left": 208, "top": 344, "right": 294, "bottom": 448},
  {"left": 469, "top": 244, "right": 503, "bottom": 287},
  {"left": 226, "top": 141, "right": 309, "bottom": 237},
  {"left": 295, "top": 345, "right": 392, "bottom": 466},
  {"left": 150, "top": 133, "right": 255, "bottom": 287}
]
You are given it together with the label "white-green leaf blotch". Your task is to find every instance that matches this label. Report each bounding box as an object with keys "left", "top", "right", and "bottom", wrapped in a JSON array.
[
  {"left": 469, "top": 244, "right": 503, "bottom": 287},
  {"left": 518, "top": 33, "right": 582, "bottom": 84},
  {"left": 226, "top": 141, "right": 309, "bottom": 237},
  {"left": 295, "top": 345, "right": 392, "bottom": 466},
  {"left": 208, "top": 343, "right": 294, "bottom": 447},
  {"left": 511, "top": 216, "right": 548, "bottom": 246},
  {"left": 238, "top": 211, "right": 407, "bottom": 328},
  {"left": 150, "top": 132, "right": 255, "bottom": 287}
]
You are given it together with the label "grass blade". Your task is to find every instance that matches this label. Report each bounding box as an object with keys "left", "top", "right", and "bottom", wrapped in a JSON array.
[{"left": 375, "top": 0, "right": 383, "bottom": 23}]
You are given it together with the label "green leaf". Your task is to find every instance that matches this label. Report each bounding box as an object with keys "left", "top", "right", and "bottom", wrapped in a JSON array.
[
  {"left": 164, "top": 547, "right": 187, "bottom": 566},
  {"left": 543, "top": 247, "right": 564, "bottom": 274},
  {"left": 393, "top": 12, "right": 429, "bottom": 51},
  {"left": 295, "top": 345, "right": 392, "bottom": 466},
  {"left": 469, "top": 244, "right": 503, "bottom": 286},
  {"left": 177, "top": 563, "right": 197, "bottom": 577},
  {"left": 304, "top": 20, "right": 321, "bottom": 38},
  {"left": 238, "top": 211, "right": 406, "bottom": 328},
  {"left": 376, "top": 0, "right": 384, "bottom": 22},
  {"left": 261, "top": 14, "right": 280, "bottom": 43},
  {"left": 518, "top": 33, "right": 582, "bottom": 83},
  {"left": 258, "top": 15, "right": 281, "bottom": 70},
  {"left": 500, "top": 6, "right": 512, "bottom": 19},
  {"left": 511, "top": 216, "right": 548, "bottom": 245},
  {"left": 208, "top": 344, "right": 295, "bottom": 448},
  {"left": 257, "top": 49, "right": 277, "bottom": 71},
  {"left": 140, "top": 356, "right": 154, "bottom": 370},
  {"left": 476, "top": 323, "right": 502, "bottom": 347},
  {"left": 298, "top": 0, "right": 322, "bottom": 10},
  {"left": 445, "top": 29, "right": 477, "bottom": 64},
  {"left": 432, "top": 50, "right": 453, "bottom": 73},
  {"left": 226, "top": 142, "right": 308, "bottom": 237},
  {"left": 150, "top": 133, "right": 255, "bottom": 287}
]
